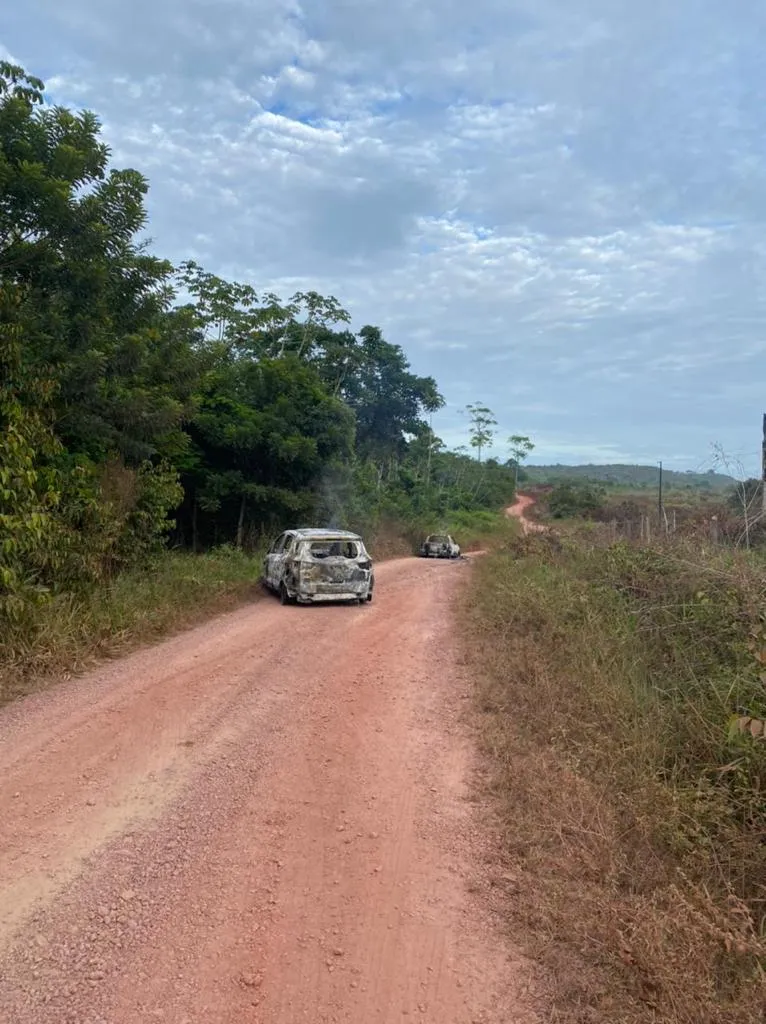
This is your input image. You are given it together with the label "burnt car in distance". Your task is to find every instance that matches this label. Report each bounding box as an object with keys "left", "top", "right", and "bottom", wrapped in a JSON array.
[
  {"left": 419, "top": 533, "right": 461, "bottom": 559},
  {"left": 263, "top": 528, "right": 374, "bottom": 605}
]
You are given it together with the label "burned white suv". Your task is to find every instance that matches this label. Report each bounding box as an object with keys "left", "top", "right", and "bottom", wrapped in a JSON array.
[
  {"left": 419, "top": 533, "right": 461, "bottom": 559},
  {"left": 263, "top": 528, "right": 374, "bottom": 605}
]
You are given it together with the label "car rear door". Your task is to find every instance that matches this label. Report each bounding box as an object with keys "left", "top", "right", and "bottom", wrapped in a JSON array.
[
  {"left": 265, "top": 533, "right": 288, "bottom": 588},
  {"left": 273, "top": 532, "right": 296, "bottom": 588}
]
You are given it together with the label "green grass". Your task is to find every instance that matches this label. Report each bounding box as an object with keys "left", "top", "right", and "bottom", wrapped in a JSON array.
[
  {"left": 438, "top": 507, "right": 516, "bottom": 547},
  {"left": 463, "top": 532, "right": 766, "bottom": 1023},
  {"left": 0, "top": 545, "right": 264, "bottom": 706}
]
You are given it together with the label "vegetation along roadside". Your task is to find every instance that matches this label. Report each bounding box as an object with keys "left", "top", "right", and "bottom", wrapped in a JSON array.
[{"left": 463, "top": 518, "right": 766, "bottom": 1024}]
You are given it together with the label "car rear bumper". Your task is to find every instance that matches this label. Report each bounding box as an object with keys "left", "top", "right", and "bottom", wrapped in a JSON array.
[{"left": 294, "top": 579, "right": 372, "bottom": 603}]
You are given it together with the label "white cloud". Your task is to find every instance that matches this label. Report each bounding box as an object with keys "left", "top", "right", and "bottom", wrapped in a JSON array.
[{"left": 3, "top": 0, "right": 766, "bottom": 471}]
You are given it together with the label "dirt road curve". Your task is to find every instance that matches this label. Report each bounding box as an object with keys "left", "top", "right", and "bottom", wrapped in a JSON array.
[
  {"left": 505, "top": 495, "right": 543, "bottom": 535},
  {"left": 0, "top": 555, "right": 538, "bottom": 1024}
]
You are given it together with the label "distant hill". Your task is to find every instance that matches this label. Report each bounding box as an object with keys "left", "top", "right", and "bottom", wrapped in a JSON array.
[{"left": 524, "top": 464, "right": 737, "bottom": 491}]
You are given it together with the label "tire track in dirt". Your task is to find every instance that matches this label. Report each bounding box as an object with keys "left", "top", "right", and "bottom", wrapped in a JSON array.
[{"left": 0, "top": 555, "right": 540, "bottom": 1023}]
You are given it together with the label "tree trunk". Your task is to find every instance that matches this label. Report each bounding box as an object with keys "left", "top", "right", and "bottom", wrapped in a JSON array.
[{"left": 236, "top": 495, "right": 246, "bottom": 548}]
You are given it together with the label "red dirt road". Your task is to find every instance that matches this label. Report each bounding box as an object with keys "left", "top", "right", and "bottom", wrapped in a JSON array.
[
  {"left": 505, "top": 495, "right": 544, "bottom": 534},
  {"left": 0, "top": 556, "right": 538, "bottom": 1024}
]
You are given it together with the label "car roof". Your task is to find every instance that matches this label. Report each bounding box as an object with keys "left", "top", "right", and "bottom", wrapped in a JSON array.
[{"left": 288, "top": 528, "right": 363, "bottom": 540}]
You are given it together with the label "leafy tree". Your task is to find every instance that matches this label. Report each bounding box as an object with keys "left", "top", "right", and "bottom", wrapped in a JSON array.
[
  {"left": 176, "top": 260, "right": 296, "bottom": 358},
  {"left": 0, "top": 62, "right": 192, "bottom": 624},
  {"left": 0, "top": 280, "right": 64, "bottom": 616},
  {"left": 507, "top": 434, "right": 535, "bottom": 488},
  {"left": 0, "top": 60, "right": 184, "bottom": 463},
  {"left": 179, "top": 355, "right": 355, "bottom": 547},
  {"left": 466, "top": 404, "right": 497, "bottom": 463},
  {"left": 341, "top": 326, "right": 443, "bottom": 460},
  {"left": 282, "top": 291, "right": 351, "bottom": 360}
]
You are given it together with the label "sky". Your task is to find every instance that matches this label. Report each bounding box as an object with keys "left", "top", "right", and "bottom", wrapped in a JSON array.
[{"left": 3, "top": 1, "right": 766, "bottom": 473}]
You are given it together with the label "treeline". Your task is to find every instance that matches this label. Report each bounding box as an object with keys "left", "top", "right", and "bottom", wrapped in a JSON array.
[
  {"left": 0, "top": 62, "right": 515, "bottom": 623},
  {"left": 525, "top": 463, "right": 735, "bottom": 491}
]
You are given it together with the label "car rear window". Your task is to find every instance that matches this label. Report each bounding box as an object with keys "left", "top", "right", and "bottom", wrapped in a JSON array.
[
  {"left": 428, "top": 535, "right": 448, "bottom": 543},
  {"left": 305, "top": 540, "right": 360, "bottom": 559}
]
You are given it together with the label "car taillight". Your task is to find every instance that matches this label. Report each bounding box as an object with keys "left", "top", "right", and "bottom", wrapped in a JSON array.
[{"left": 359, "top": 559, "right": 372, "bottom": 570}]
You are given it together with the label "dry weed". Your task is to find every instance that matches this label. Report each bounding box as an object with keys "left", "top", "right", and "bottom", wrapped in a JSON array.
[{"left": 464, "top": 541, "right": 766, "bottom": 1023}]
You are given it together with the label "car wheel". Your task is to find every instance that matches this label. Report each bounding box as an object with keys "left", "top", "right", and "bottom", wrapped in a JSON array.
[{"left": 279, "top": 581, "right": 292, "bottom": 605}]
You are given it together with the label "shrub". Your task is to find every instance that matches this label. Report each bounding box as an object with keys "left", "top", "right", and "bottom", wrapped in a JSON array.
[{"left": 547, "top": 481, "right": 606, "bottom": 518}]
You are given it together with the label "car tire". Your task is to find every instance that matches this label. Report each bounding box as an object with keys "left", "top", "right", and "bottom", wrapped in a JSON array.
[{"left": 279, "top": 581, "right": 293, "bottom": 605}]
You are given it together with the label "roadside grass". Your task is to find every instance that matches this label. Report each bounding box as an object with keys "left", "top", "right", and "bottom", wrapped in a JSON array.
[
  {"left": 463, "top": 532, "right": 766, "bottom": 1023},
  {"left": 442, "top": 508, "right": 517, "bottom": 550},
  {"left": 0, "top": 545, "right": 263, "bottom": 706}
]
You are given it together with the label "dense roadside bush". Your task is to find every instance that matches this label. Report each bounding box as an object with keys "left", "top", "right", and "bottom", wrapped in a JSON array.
[
  {"left": 546, "top": 481, "right": 606, "bottom": 518},
  {"left": 464, "top": 535, "right": 766, "bottom": 1024}
]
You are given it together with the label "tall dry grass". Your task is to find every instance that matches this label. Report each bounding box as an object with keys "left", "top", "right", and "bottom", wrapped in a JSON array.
[
  {"left": 0, "top": 546, "right": 264, "bottom": 706},
  {"left": 464, "top": 532, "right": 766, "bottom": 1023}
]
